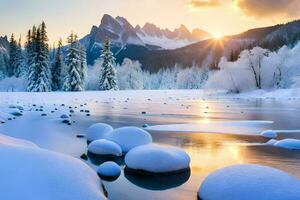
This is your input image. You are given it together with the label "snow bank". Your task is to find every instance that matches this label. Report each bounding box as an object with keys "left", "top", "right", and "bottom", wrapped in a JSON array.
[
  {"left": 86, "top": 123, "right": 113, "bottom": 142},
  {"left": 88, "top": 139, "right": 122, "bottom": 157},
  {"left": 274, "top": 139, "right": 300, "bottom": 150},
  {"left": 198, "top": 164, "right": 300, "bottom": 200},
  {"left": 97, "top": 161, "right": 121, "bottom": 178},
  {"left": 107, "top": 127, "right": 152, "bottom": 153},
  {"left": 0, "top": 134, "right": 38, "bottom": 148},
  {"left": 145, "top": 120, "right": 273, "bottom": 135},
  {"left": 261, "top": 130, "right": 277, "bottom": 139},
  {"left": 0, "top": 135, "right": 106, "bottom": 200},
  {"left": 125, "top": 144, "right": 190, "bottom": 174}
]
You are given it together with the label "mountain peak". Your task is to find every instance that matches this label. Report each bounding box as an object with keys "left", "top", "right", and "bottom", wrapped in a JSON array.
[{"left": 142, "top": 23, "right": 163, "bottom": 37}]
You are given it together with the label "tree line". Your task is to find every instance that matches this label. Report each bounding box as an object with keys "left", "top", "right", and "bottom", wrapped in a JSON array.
[{"left": 7, "top": 22, "right": 118, "bottom": 92}]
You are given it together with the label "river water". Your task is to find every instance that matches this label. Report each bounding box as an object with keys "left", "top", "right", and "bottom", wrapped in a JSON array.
[
  {"left": 81, "top": 96, "right": 300, "bottom": 200},
  {"left": 1, "top": 91, "right": 300, "bottom": 200}
]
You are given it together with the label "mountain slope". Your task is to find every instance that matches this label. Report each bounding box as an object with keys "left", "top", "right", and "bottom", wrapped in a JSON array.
[
  {"left": 128, "top": 20, "right": 300, "bottom": 72},
  {"left": 80, "top": 14, "right": 211, "bottom": 65}
]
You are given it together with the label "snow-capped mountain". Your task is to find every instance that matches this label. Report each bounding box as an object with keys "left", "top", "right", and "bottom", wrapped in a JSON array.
[
  {"left": 82, "top": 14, "right": 211, "bottom": 50},
  {"left": 81, "top": 14, "right": 145, "bottom": 48},
  {"left": 135, "top": 23, "right": 211, "bottom": 49},
  {"left": 80, "top": 14, "right": 211, "bottom": 65}
]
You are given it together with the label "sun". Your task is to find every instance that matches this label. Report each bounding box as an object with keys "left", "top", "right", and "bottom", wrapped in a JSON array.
[{"left": 213, "top": 33, "right": 223, "bottom": 40}]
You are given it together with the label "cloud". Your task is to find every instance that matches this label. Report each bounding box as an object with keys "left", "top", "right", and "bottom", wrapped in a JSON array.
[
  {"left": 190, "top": 0, "right": 220, "bottom": 8},
  {"left": 236, "top": 0, "right": 300, "bottom": 18}
]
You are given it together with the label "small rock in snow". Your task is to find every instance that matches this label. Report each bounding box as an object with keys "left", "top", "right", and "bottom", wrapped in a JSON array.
[
  {"left": 265, "top": 139, "right": 278, "bottom": 146},
  {"left": 9, "top": 108, "right": 22, "bottom": 116},
  {"left": 88, "top": 139, "right": 122, "bottom": 157},
  {"left": 261, "top": 130, "right": 277, "bottom": 139},
  {"left": 80, "top": 154, "right": 88, "bottom": 160},
  {"left": 60, "top": 114, "right": 70, "bottom": 119},
  {"left": 97, "top": 161, "right": 121, "bottom": 179},
  {"left": 86, "top": 123, "right": 113, "bottom": 142},
  {"left": 107, "top": 127, "right": 152, "bottom": 153}
]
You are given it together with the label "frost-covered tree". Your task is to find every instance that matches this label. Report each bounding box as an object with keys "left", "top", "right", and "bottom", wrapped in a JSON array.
[
  {"left": 8, "top": 34, "right": 18, "bottom": 77},
  {"left": 79, "top": 45, "right": 87, "bottom": 88},
  {"left": 99, "top": 38, "right": 118, "bottom": 90},
  {"left": 14, "top": 37, "right": 26, "bottom": 78},
  {"left": 62, "top": 33, "right": 85, "bottom": 91},
  {"left": 177, "top": 65, "right": 209, "bottom": 89},
  {"left": 243, "top": 47, "right": 269, "bottom": 89},
  {"left": 27, "top": 22, "right": 52, "bottom": 92},
  {"left": 51, "top": 39, "right": 63, "bottom": 90},
  {"left": 116, "top": 58, "right": 143, "bottom": 90},
  {"left": 0, "top": 50, "right": 9, "bottom": 76},
  {"left": 159, "top": 67, "right": 178, "bottom": 89}
]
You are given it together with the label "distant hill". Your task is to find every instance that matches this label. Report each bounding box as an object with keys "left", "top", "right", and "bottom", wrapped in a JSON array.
[{"left": 128, "top": 20, "right": 300, "bottom": 72}]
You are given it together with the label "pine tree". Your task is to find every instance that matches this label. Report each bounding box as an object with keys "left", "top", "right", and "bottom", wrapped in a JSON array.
[
  {"left": 51, "top": 39, "right": 63, "bottom": 90},
  {"left": 27, "top": 22, "right": 52, "bottom": 92},
  {"left": 62, "top": 33, "right": 85, "bottom": 91},
  {"left": 8, "top": 34, "right": 18, "bottom": 77},
  {"left": 99, "top": 38, "right": 118, "bottom": 90},
  {"left": 79, "top": 45, "right": 87, "bottom": 88},
  {"left": 14, "top": 37, "right": 25, "bottom": 77}
]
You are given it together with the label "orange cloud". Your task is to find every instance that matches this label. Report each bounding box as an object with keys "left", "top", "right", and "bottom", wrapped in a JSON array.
[
  {"left": 190, "top": 0, "right": 220, "bottom": 8},
  {"left": 236, "top": 0, "right": 300, "bottom": 18}
]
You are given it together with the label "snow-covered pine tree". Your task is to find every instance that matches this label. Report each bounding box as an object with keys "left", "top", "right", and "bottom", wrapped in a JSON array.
[
  {"left": 27, "top": 22, "right": 52, "bottom": 92},
  {"left": 62, "top": 33, "right": 85, "bottom": 91},
  {"left": 51, "top": 39, "right": 63, "bottom": 91},
  {"left": 79, "top": 45, "right": 87, "bottom": 88},
  {"left": 8, "top": 34, "right": 18, "bottom": 77},
  {"left": 14, "top": 37, "right": 25, "bottom": 77},
  {"left": 99, "top": 38, "right": 118, "bottom": 90}
]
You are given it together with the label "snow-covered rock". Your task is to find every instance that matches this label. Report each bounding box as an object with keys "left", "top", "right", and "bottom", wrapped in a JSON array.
[
  {"left": 60, "top": 114, "right": 70, "bottom": 119},
  {"left": 265, "top": 139, "right": 278, "bottom": 146},
  {"left": 261, "top": 130, "right": 277, "bottom": 139},
  {"left": 97, "top": 161, "right": 121, "bottom": 178},
  {"left": 125, "top": 144, "right": 190, "bottom": 174},
  {"left": 107, "top": 126, "right": 152, "bottom": 152},
  {"left": 88, "top": 139, "right": 122, "bottom": 157},
  {"left": 198, "top": 164, "right": 300, "bottom": 200},
  {"left": 9, "top": 108, "right": 22, "bottom": 116},
  {"left": 86, "top": 123, "right": 113, "bottom": 142},
  {"left": 274, "top": 139, "right": 300, "bottom": 150},
  {"left": 0, "top": 135, "right": 106, "bottom": 200}
]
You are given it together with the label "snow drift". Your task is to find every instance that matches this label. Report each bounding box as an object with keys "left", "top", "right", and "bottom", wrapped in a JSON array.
[
  {"left": 198, "top": 164, "right": 300, "bottom": 200},
  {"left": 0, "top": 134, "right": 106, "bottom": 200}
]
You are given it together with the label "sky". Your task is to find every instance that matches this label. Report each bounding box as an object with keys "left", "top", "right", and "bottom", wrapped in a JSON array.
[{"left": 1, "top": 0, "right": 299, "bottom": 44}]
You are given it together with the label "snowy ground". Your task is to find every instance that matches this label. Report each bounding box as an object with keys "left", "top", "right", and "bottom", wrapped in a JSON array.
[{"left": 1, "top": 89, "right": 300, "bottom": 200}]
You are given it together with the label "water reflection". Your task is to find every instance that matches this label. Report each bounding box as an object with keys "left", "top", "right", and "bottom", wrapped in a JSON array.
[
  {"left": 87, "top": 152, "right": 125, "bottom": 166},
  {"left": 124, "top": 169, "right": 191, "bottom": 191},
  {"left": 82, "top": 97, "right": 300, "bottom": 199}
]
